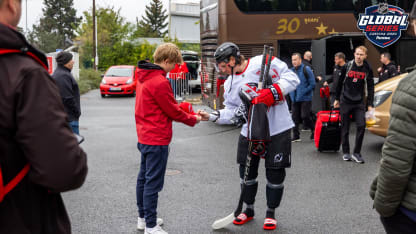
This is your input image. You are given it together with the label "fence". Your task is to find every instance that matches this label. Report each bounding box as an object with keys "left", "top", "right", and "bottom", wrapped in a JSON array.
[{"left": 167, "top": 72, "right": 194, "bottom": 100}]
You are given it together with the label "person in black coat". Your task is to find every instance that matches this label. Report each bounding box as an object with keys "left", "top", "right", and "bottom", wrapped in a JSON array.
[
  {"left": 377, "top": 52, "right": 399, "bottom": 83},
  {"left": 324, "top": 52, "right": 347, "bottom": 105},
  {"left": 52, "top": 52, "right": 81, "bottom": 134},
  {"left": 334, "top": 46, "right": 375, "bottom": 164}
]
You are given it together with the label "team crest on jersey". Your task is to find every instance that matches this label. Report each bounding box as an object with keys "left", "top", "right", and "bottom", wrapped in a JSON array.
[
  {"left": 357, "top": 3, "right": 409, "bottom": 48},
  {"left": 348, "top": 71, "right": 365, "bottom": 83},
  {"left": 274, "top": 153, "right": 283, "bottom": 163}
]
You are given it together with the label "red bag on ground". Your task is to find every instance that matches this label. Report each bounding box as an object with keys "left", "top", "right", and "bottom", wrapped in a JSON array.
[{"left": 314, "top": 110, "right": 341, "bottom": 152}]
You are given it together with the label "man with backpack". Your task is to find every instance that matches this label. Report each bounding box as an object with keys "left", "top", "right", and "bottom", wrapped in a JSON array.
[
  {"left": 290, "top": 53, "right": 316, "bottom": 142},
  {"left": 0, "top": 0, "right": 88, "bottom": 233},
  {"left": 334, "top": 46, "right": 374, "bottom": 163}
]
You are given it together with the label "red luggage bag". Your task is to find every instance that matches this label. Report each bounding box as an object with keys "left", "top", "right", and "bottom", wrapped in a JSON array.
[{"left": 314, "top": 110, "right": 341, "bottom": 152}]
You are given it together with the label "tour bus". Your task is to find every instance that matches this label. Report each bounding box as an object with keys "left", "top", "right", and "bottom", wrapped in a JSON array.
[{"left": 200, "top": 0, "right": 416, "bottom": 110}]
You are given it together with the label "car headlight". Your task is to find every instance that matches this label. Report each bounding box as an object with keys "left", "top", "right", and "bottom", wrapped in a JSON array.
[
  {"left": 101, "top": 79, "right": 106, "bottom": 84},
  {"left": 126, "top": 78, "right": 133, "bottom": 84},
  {"left": 373, "top": 90, "right": 392, "bottom": 107}
]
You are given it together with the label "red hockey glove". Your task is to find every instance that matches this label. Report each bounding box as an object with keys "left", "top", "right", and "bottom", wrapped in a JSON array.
[
  {"left": 251, "top": 83, "right": 283, "bottom": 107},
  {"left": 179, "top": 101, "right": 195, "bottom": 115}
]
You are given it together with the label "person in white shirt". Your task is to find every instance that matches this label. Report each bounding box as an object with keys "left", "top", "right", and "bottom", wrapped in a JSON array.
[{"left": 199, "top": 42, "right": 299, "bottom": 230}]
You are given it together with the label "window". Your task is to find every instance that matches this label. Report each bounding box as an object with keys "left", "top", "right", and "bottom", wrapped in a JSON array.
[
  {"left": 105, "top": 68, "right": 133, "bottom": 77},
  {"left": 234, "top": 0, "right": 415, "bottom": 13}
]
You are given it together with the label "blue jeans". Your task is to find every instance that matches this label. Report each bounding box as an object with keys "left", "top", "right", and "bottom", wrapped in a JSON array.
[
  {"left": 69, "top": 121, "right": 79, "bottom": 134},
  {"left": 136, "top": 143, "right": 169, "bottom": 228}
]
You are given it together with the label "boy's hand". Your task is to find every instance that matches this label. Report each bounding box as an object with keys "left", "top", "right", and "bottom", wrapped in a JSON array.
[
  {"left": 195, "top": 115, "right": 202, "bottom": 123},
  {"left": 197, "top": 110, "right": 210, "bottom": 121}
]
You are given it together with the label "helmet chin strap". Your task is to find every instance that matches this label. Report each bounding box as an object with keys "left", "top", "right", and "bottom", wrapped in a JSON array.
[{"left": 229, "top": 65, "right": 235, "bottom": 93}]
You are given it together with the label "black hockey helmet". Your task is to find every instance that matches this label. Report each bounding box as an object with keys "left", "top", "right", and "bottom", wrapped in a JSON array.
[{"left": 214, "top": 42, "right": 241, "bottom": 64}]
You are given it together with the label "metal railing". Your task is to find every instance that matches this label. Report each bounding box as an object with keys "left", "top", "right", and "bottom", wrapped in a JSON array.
[{"left": 167, "top": 72, "right": 193, "bottom": 100}]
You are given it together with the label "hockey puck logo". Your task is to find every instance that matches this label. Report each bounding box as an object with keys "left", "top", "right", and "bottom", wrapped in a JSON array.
[{"left": 357, "top": 3, "right": 409, "bottom": 48}]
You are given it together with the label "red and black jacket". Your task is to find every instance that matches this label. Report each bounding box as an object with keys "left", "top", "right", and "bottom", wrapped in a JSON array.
[{"left": 0, "top": 23, "right": 88, "bottom": 234}]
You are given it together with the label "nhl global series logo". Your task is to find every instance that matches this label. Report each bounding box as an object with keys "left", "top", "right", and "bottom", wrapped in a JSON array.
[{"left": 357, "top": 3, "right": 409, "bottom": 48}]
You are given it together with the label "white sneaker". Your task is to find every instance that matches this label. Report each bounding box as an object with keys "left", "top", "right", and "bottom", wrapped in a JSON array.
[
  {"left": 137, "top": 217, "right": 163, "bottom": 230},
  {"left": 144, "top": 224, "right": 168, "bottom": 234}
]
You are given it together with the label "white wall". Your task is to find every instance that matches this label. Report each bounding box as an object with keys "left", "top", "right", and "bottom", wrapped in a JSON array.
[
  {"left": 169, "top": 2, "right": 200, "bottom": 43},
  {"left": 47, "top": 52, "right": 80, "bottom": 80}
]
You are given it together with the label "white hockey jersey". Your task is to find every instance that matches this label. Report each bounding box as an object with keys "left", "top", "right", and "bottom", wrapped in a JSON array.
[{"left": 216, "top": 55, "right": 300, "bottom": 137}]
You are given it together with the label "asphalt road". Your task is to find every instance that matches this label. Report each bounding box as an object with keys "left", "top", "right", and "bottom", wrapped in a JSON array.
[{"left": 64, "top": 90, "right": 386, "bottom": 234}]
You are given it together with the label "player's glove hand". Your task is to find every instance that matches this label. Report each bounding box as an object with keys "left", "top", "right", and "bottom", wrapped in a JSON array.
[{"left": 251, "top": 83, "right": 283, "bottom": 107}]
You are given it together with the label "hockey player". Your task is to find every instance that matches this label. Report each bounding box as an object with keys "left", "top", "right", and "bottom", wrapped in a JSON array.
[{"left": 199, "top": 42, "right": 299, "bottom": 230}]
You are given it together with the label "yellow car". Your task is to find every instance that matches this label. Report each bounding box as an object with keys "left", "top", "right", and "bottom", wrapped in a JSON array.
[{"left": 368, "top": 73, "right": 408, "bottom": 137}]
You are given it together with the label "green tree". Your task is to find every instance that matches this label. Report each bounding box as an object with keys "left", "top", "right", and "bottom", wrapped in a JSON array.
[
  {"left": 77, "top": 7, "right": 156, "bottom": 70},
  {"left": 135, "top": 0, "right": 168, "bottom": 37},
  {"left": 30, "top": 0, "right": 81, "bottom": 52}
]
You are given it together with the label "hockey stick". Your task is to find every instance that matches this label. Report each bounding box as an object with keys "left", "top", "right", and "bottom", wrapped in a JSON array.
[
  {"left": 257, "top": 45, "right": 269, "bottom": 90},
  {"left": 264, "top": 47, "right": 274, "bottom": 87},
  {"left": 212, "top": 46, "right": 270, "bottom": 230},
  {"left": 211, "top": 142, "right": 254, "bottom": 230}
]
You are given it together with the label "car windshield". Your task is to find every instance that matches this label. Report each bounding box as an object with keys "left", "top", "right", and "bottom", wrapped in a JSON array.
[{"left": 105, "top": 68, "right": 133, "bottom": 77}]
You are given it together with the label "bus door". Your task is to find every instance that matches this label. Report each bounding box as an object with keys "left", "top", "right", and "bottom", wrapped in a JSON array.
[{"left": 278, "top": 40, "right": 311, "bottom": 67}]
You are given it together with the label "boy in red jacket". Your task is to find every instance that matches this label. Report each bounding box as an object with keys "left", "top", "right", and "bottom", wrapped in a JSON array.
[{"left": 135, "top": 43, "right": 202, "bottom": 234}]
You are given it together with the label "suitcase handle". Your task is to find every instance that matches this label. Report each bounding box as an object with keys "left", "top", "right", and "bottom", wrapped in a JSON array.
[{"left": 328, "top": 108, "right": 340, "bottom": 123}]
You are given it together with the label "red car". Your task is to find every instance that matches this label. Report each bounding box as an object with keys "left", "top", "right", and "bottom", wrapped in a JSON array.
[{"left": 100, "top": 65, "right": 137, "bottom": 97}]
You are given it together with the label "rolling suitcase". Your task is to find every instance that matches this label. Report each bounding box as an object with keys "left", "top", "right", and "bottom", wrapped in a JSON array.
[{"left": 314, "top": 110, "right": 341, "bottom": 152}]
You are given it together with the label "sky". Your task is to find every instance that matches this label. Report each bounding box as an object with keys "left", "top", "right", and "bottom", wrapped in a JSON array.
[{"left": 18, "top": 0, "right": 198, "bottom": 32}]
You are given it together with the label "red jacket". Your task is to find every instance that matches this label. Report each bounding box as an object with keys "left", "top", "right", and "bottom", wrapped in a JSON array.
[
  {"left": 168, "top": 64, "right": 180, "bottom": 79},
  {"left": 135, "top": 61, "right": 197, "bottom": 145},
  {"left": 168, "top": 63, "right": 189, "bottom": 79}
]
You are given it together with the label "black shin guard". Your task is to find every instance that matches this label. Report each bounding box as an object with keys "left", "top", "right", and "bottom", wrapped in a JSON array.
[
  {"left": 266, "top": 183, "right": 284, "bottom": 208},
  {"left": 242, "top": 180, "right": 258, "bottom": 205}
]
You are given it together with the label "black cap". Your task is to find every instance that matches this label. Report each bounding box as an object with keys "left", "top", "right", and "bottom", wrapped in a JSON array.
[{"left": 56, "top": 51, "right": 73, "bottom": 66}]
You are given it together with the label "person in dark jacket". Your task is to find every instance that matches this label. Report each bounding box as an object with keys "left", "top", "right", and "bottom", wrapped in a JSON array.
[
  {"left": 369, "top": 68, "right": 416, "bottom": 234},
  {"left": 334, "top": 46, "right": 374, "bottom": 164},
  {"left": 377, "top": 52, "right": 399, "bottom": 83},
  {"left": 324, "top": 52, "right": 347, "bottom": 105},
  {"left": 290, "top": 53, "right": 316, "bottom": 141},
  {"left": 0, "top": 0, "right": 88, "bottom": 233},
  {"left": 135, "top": 43, "right": 202, "bottom": 234},
  {"left": 52, "top": 51, "right": 81, "bottom": 134},
  {"left": 303, "top": 50, "right": 322, "bottom": 82}
]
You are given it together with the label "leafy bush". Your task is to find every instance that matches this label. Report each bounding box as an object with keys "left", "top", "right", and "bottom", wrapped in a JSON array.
[{"left": 78, "top": 69, "right": 102, "bottom": 94}]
